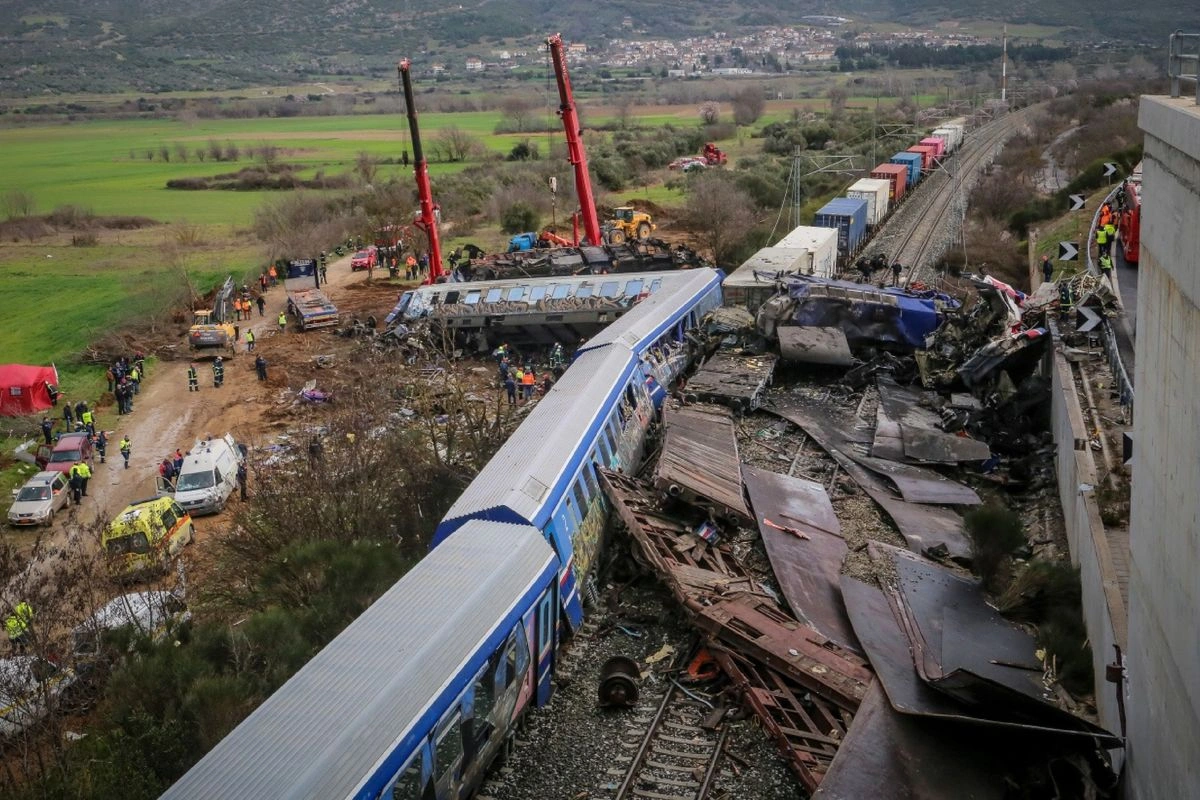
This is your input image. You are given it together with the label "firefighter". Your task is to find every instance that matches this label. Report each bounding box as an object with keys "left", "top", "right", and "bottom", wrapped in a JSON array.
[
  {"left": 1041, "top": 255, "right": 1053, "bottom": 284},
  {"left": 213, "top": 356, "right": 225, "bottom": 388},
  {"left": 5, "top": 602, "right": 33, "bottom": 653},
  {"left": 188, "top": 362, "right": 199, "bottom": 392},
  {"left": 95, "top": 429, "right": 108, "bottom": 464}
]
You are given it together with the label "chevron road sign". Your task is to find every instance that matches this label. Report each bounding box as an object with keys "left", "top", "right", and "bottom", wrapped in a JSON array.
[
  {"left": 1059, "top": 241, "right": 1079, "bottom": 261},
  {"left": 1068, "top": 194, "right": 1085, "bottom": 211},
  {"left": 1104, "top": 162, "right": 1118, "bottom": 177}
]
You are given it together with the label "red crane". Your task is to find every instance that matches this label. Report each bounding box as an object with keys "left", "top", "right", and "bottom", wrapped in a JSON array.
[
  {"left": 397, "top": 59, "right": 444, "bottom": 283},
  {"left": 547, "top": 34, "right": 603, "bottom": 247}
]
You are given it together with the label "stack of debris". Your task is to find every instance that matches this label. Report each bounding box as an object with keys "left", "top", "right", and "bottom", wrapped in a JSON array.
[
  {"left": 601, "top": 400, "right": 1119, "bottom": 796},
  {"left": 459, "top": 238, "right": 711, "bottom": 280}
]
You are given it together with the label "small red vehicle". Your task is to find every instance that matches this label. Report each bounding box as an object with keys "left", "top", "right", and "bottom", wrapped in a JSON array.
[
  {"left": 36, "top": 432, "right": 95, "bottom": 475},
  {"left": 350, "top": 246, "right": 378, "bottom": 272}
]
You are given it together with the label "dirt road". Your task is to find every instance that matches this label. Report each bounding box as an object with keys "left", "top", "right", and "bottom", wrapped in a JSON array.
[{"left": 12, "top": 253, "right": 391, "bottom": 596}]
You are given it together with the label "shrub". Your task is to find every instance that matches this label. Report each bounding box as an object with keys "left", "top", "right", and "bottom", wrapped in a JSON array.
[
  {"left": 500, "top": 202, "right": 539, "bottom": 234},
  {"left": 963, "top": 504, "right": 1026, "bottom": 592}
]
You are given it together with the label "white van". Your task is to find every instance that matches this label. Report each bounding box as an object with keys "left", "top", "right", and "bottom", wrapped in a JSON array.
[{"left": 159, "top": 434, "right": 243, "bottom": 515}]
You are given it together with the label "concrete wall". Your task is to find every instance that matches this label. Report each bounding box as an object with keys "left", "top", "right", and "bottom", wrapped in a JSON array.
[
  {"left": 1046, "top": 329, "right": 1126, "bottom": 737},
  {"left": 1125, "top": 96, "right": 1200, "bottom": 800}
]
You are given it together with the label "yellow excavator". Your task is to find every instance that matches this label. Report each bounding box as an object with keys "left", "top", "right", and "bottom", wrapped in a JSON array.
[
  {"left": 604, "top": 207, "right": 655, "bottom": 245},
  {"left": 187, "top": 277, "right": 237, "bottom": 357}
]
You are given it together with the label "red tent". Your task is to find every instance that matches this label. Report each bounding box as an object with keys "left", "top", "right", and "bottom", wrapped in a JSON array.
[{"left": 0, "top": 364, "right": 59, "bottom": 416}]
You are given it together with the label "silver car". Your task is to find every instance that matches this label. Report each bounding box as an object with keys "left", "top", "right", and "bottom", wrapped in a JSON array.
[{"left": 7, "top": 471, "right": 70, "bottom": 527}]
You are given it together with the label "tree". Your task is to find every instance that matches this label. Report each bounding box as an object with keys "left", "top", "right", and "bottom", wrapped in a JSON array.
[
  {"left": 698, "top": 101, "right": 721, "bottom": 125},
  {"left": 827, "top": 85, "right": 849, "bottom": 118},
  {"left": 174, "top": 143, "right": 190, "bottom": 163},
  {"left": 1, "top": 188, "right": 35, "bottom": 220},
  {"left": 500, "top": 202, "right": 539, "bottom": 234},
  {"left": 684, "top": 173, "right": 758, "bottom": 265},
  {"left": 431, "top": 127, "right": 482, "bottom": 163},
  {"left": 499, "top": 97, "right": 535, "bottom": 133},
  {"left": 732, "top": 87, "right": 765, "bottom": 125},
  {"left": 354, "top": 151, "right": 378, "bottom": 186}
]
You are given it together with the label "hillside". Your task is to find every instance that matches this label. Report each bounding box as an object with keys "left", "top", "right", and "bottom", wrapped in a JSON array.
[{"left": 0, "top": 0, "right": 1182, "bottom": 96}]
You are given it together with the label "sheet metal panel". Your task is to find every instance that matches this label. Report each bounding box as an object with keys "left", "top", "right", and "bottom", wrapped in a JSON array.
[
  {"left": 742, "top": 466, "right": 861, "bottom": 655},
  {"left": 161, "top": 521, "right": 557, "bottom": 800},
  {"left": 773, "top": 226, "right": 838, "bottom": 278},
  {"left": 439, "top": 346, "right": 634, "bottom": 532},
  {"left": 654, "top": 404, "right": 751, "bottom": 521}
]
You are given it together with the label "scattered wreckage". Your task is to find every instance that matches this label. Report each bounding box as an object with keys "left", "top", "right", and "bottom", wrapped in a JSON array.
[
  {"left": 583, "top": 267, "right": 1125, "bottom": 795},
  {"left": 454, "top": 237, "right": 710, "bottom": 281}
]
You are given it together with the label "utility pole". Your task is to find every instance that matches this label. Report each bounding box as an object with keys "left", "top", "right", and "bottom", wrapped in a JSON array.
[
  {"left": 790, "top": 146, "right": 804, "bottom": 230},
  {"left": 1001, "top": 24, "right": 1008, "bottom": 105}
]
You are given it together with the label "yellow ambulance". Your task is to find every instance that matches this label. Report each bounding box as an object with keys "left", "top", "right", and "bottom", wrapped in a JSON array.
[{"left": 102, "top": 497, "right": 195, "bottom": 581}]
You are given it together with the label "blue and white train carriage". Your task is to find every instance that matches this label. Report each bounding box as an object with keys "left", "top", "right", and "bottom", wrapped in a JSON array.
[
  {"left": 160, "top": 521, "right": 559, "bottom": 800},
  {"left": 160, "top": 268, "right": 726, "bottom": 800},
  {"left": 432, "top": 268, "right": 723, "bottom": 630}
]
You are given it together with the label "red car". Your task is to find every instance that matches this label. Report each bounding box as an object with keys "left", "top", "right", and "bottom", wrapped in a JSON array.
[
  {"left": 36, "top": 432, "right": 95, "bottom": 475},
  {"left": 350, "top": 246, "right": 378, "bottom": 272}
]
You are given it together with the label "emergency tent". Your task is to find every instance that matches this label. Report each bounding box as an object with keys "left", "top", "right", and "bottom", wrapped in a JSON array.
[{"left": 0, "top": 364, "right": 59, "bottom": 416}]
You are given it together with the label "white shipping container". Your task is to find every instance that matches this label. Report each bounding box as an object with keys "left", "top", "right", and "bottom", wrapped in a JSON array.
[
  {"left": 934, "top": 123, "right": 965, "bottom": 152},
  {"left": 774, "top": 226, "right": 838, "bottom": 278},
  {"left": 846, "top": 179, "right": 892, "bottom": 226},
  {"left": 723, "top": 247, "right": 812, "bottom": 313}
]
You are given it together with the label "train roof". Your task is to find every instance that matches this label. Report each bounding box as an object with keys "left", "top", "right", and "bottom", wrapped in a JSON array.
[
  {"left": 576, "top": 267, "right": 723, "bottom": 354},
  {"left": 438, "top": 346, "right": 635, "bottom": 536},
  {"left": 160, "top": 520, "right": 557, "bottom": 800}
]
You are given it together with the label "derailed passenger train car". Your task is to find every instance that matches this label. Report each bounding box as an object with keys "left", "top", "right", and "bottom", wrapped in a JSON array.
[{"left": 160, "top": 521, "right": 559, "bottom": 800}]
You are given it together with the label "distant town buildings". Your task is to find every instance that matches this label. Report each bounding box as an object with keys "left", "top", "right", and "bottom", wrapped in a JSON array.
[{"left": 446, "top": 23, "right": 992, "bottom": 77}]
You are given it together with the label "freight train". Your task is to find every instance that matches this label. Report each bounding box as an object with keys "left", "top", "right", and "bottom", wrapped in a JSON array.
[
  {"left": 159, "top": 267, "right": 726, "bottom": 800},
  {"left": 815, "top": 117, "right": 970, "bottom": 264},
  {"left": 723, "top": 117, "right": 973, "bottom": 308}
]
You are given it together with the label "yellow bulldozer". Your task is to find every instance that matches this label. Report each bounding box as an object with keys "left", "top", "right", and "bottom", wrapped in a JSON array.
[
  {"left": 604, "top": 207, "right": 655, "bottom": 245},
  {"left": 187, "top": 277, "right": 237, "bottom": 357}
]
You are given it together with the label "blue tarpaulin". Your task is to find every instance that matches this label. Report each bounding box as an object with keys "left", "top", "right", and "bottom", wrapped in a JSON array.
[{"left": 780, "top": 275, "right": 958, "bottom": 350}]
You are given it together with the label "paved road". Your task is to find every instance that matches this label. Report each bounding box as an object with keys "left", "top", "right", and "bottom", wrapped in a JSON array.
[{"left": 1112, "top": 239, "right": 1138, "bottom": 379}]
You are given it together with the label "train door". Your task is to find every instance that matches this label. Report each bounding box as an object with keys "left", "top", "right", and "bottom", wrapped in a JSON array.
[
  {"left": 535, "top": 589, "right": 556, "bottom": 706},
  {"left": 431, "top": 710, "right": 464, "bottom": 799}
]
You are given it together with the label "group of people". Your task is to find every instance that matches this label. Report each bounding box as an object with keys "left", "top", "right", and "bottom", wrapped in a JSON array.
[
  {"left": 157, "top": 448, "right": 186, "bottom": 487},
  {"left": 495, "top": 344, "right": 555, "bottom": 405},
  {"left": 1096, "top": 201, "right": 1119, "bottom": 276},
  {"left": 105, "top": 355, "right": 144, "bottom": 415}
]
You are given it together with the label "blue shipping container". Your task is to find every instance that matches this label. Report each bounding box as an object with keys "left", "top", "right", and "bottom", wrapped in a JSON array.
[
  {"left": 890, "top": 152, "right": 923, "bottom": 188},
  {"left": 813, "top": 197, "right": 868, "bottom": 254}
]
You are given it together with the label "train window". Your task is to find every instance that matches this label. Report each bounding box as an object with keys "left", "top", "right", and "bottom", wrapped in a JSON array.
[
  {"left": 538, "top": 594, "right": 554, "bottom": 653},
  {"left": 552, "top": 284, "right": 570, "bottom": 300},
  {"left": 473, "top": 661, "right": 497, "bottom": 724},
  {"left": 565, "top": 496, "right": 581, "bottom": 527},
  {"left": 485, "top": 288, "right": 502, "bottom": 303},
  {"left": 650, "top": 278, "right": 663, "bottom": 292},
  {"left": 444, "top": 291, "right": 459, "bottom": 304},
  {"left": 507, "top": 286, "right": 525, "bottom": 301},
  {"left": 572, "top": 481, "right": 588, "bottom": 511},
  {"left": 581, "top": 460, "right": 599, "bottom": 498},
  {"left": 434, "top": 713, "right": 463, "bottom": 785},
  {"left": 600, "top": 281, "right": 619, "bottom": 298},
  {"left": 576, "top": 286, "right": 593, "bottom": 299},
  {"left": 597, "top": 435, "right": 612, "bottom": 466},
  {"left": 624, "top": 385, "right": 638, "bottom": 409},
  {"left": 624, "top": 279, "right": 643, "bottom": 296},
  {"left": 388, "top": 752, "right": 425, "bottom": 800},
  {"left": 514, "top": 621, "right": 530, "bottom": 678},
  {"left": 529, "top": 285, "right": 547, "bottom": 302},
  {"left": 464, "top": 290, "right": 481, "bottom": 305},
  {"left": 503, "top": 637, "right": 518, "bottom": 689}
]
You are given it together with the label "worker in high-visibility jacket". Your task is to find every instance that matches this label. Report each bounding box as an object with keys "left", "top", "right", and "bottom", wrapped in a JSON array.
[
  {"left": 1103, "top": 220, "right": 1117, "bottom": 254},
  {"left": 1095, "top": 225, "right": 1110, "bottom": 258},
  {"left": 187, "top": 363, "right": 198, "bottom": 392},
  {"left": 80, "top": 408, "right": 95, "bottom": 435},
  {"left": 70, "top": 459, "right": 92, "bottom": 500},
  {"left": 5, "top": 602, "right": 33, "bottom": 652},
  {"left": 278, "top": 312, "right": 287, "bottom": 334}
]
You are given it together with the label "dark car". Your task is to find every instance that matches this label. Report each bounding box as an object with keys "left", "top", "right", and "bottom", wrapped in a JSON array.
[{"left": 36, "top": 432, "right": 94, "bottom": 475}]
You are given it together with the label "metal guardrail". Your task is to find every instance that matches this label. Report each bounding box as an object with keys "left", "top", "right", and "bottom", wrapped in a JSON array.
[{"left": 1169, "top": 31, "right": 1200, "bottom": 104}]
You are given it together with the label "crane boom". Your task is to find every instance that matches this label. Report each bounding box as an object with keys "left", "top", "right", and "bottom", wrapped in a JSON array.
[
  {"left": 546, "top": 34, "right": 603, "bottom": 247},
  {"left": 398, "top": 59, "right": 444, "bottom": 283}
]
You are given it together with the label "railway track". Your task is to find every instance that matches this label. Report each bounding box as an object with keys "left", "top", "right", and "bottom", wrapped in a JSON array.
[
  {"left": 599, "top": 681, "right": 728, "bottom": 800},
  {"left": 879, "top": 106, "right": 1035, "bottom": 282}
]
